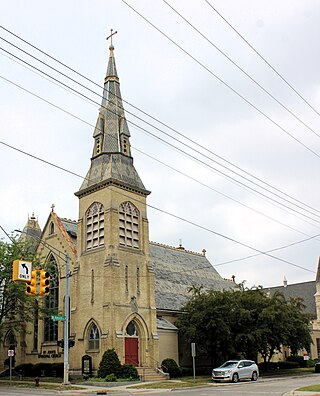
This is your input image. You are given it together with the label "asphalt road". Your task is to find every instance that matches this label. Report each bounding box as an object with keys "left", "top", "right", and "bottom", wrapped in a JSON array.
[{"left": 1, "top": 375, "right": 320, "bottom": 395}]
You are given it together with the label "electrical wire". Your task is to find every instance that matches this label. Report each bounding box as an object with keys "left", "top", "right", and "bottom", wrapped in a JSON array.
[
  {"left": 121, "top": 0, "right": 320, "bottom": 160},
  {"left": 1, "top": 26, "right": 320, "bottom": 218},
  {"left": 162, "top": 0, "right": 320, "bottom": 140},
  {"left": 2, "top": 72, "right": 320, "bottom": 243},
  {"left": 1, "top": 65, "right": 320, "bottom": 227},
  {"left": 2, "top": 46, "right": 320, "bottom": 225},
  {"left": 204, "top": 0, "right": 320, "bottom": 119}
]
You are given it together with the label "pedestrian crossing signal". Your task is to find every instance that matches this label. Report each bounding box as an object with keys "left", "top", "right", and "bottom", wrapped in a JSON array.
[{"left": 39, "top": 270, "right": 50, "bottom": 296}]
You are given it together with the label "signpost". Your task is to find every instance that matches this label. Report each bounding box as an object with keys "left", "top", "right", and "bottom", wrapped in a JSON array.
[
  {"left": 8, "top": 349, "right": 14, "bottom": 384},
  {"left": 191, "top": 342, "right": 196, "bottom": 380}
]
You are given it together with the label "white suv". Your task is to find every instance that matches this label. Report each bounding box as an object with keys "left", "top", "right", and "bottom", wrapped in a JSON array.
[{"left": 212, "top": 359, "right": 259, "bottom": 382}]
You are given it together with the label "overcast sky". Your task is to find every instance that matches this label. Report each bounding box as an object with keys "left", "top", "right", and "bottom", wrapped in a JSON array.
[{"left": 1, "top": 0, "right": 320, "bottom": 289}]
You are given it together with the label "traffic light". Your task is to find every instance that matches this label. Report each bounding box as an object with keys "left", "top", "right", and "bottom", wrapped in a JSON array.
[
  {"left": 39, "top": 270, "right": 50, "bottom": 296},
  {"left": 57, "top": 338, "right": 75, "bottom": 349},
  {"left": 26, "top": 270, "right": 37, "bottom": 296}
]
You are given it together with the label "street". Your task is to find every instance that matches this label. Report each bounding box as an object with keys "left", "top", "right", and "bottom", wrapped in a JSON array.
[{"left": 1, "top": 375, "right": 320, "bottom": 395}]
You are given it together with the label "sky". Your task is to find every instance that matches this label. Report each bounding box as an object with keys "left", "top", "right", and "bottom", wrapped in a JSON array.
[{"left": 1, "top": 0, "right": 320, "bottom": 289}]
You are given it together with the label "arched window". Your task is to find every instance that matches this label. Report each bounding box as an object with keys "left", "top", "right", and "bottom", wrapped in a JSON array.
[
  {"left": 86, "top": 202, "right": 104, "bottom": 250},
  {"left": 44, "top": 255, "right": 59, "bottom": 342},
  {"left": 119, "top": 202, "right": 139, "bottom": 249},
  {"left": 88, "top": 323, "right": 100, "bottom": 350},
  {"left": 5, "top": 331, "right": 16, "bottom": 349},
  {"left": 49, "top": 222, "right": 55, "bottom": 235},
  {"left": 125, "top": 321, "right": 138, "bottom": 336}
]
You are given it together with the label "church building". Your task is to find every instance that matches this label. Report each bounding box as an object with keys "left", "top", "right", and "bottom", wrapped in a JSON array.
[{"left": 2, "top": 42, "right": 234, "bottom": 377}]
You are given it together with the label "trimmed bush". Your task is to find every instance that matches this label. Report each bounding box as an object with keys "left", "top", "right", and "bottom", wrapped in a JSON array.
[
  {"left": 51, "top": 363, "right": 64, "bottom": 377},
  {"left": 33, "top": 363, "right": 53, "bottom": 377},
  {"left": 278, "top": 361, "right": 299, "bottom": 369},
  {"left": 121, "top": 364, "right": 139, "bottom": 380},
  {"left": 97, "top": 348, "right": 122, "bottom": 378},
  {"left": 161, "top": 358, "right": 182, "bottom": 378},
  {"left": 287, "top": 355, "right": 307, "bottom": 368},
  {"left": 15, "top": 363, "right": 34, "bottom": 377},
  {"left": 105, "top": 373, "right": 117, "bottom": 382}
]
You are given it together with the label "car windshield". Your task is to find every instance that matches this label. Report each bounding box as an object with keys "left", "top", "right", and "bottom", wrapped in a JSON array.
[{"left": 220, "top": 361, "right": 238, "bottom": 368}]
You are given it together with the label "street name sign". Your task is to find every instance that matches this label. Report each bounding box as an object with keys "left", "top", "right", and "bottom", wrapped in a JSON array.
[
  {"left": 51, "top": 315, "right": 65, "bottom": 321},
  {"left": 12, "top": 260, "right": 32, "bottom": 282}
]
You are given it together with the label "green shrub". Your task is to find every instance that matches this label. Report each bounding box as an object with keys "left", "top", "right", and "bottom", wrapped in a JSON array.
[
  {"left": 121, "top": 364, "right": 139, "bottom": 380},
  {"left": 33, "top": 363, "right": 53, "bottom": 377},
  {"left": 15, "top": 363, "right": 34, "bottom": 377},
  {"left": 97, "top": 348, "right": 122, "bottom": 378},
  {"left": 105, "top": 373, "right": 117, "bottom": 382},
  {"left": 51, "top": 363, "right": 64, "bottom": 377},
  {"left": 278, "top": 361, "right": 299, "bottom": 369},
  {"left": 258, "top": 362, "right": 279, "bottom": 372},
  {"left": 161, "top": 358, "right": 182, "bottom": 378},
  {"left": 287, "top": 355, "right": 307, "bottom": 368}
]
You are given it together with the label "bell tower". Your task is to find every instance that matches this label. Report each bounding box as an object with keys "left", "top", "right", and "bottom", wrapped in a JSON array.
[{"left": 72, "top": 39, "right": 158, "bottom": 370}]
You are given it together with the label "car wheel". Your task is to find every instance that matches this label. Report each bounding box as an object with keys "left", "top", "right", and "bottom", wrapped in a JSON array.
[
  {"left": 232, "top": 373, "right": 239, "bottom": 383},
  {"left": 251, "top": 371, "right": 258, "bottom": 381}
]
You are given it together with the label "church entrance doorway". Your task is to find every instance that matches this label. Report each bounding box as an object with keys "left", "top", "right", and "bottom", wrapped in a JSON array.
[{"left": 125, "top": 321, "right": 139, "bottom": 366}]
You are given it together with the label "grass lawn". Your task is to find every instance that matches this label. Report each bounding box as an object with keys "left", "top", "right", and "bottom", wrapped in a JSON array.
[
  {"left": 129, "top": 377, "right": 212, "bottom": 389},
  {"left": 297, "top": 384, "right": 320, "bottom": 392}
]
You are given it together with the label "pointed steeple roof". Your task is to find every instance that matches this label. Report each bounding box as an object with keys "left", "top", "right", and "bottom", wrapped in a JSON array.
[{"left": 76, "top": 43, "right": 149, "bottom": 198}]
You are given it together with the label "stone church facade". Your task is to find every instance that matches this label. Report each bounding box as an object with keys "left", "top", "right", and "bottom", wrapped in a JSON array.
[{"left": 1, "top": 43, "right": 234, "bottom": 376}]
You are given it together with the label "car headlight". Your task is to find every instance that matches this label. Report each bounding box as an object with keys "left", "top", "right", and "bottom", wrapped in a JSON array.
[{"left": 224, "top": 370, "right": 232, "bottom": 374}]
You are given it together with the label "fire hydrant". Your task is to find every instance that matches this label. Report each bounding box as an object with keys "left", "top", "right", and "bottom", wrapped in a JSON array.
[{"left": 35, "top": 377, "right": 40, "bottom": 387}]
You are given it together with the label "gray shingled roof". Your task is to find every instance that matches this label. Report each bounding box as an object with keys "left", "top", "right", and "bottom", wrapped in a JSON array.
[
  {"left": 60, "top": 218, "right": 77, "bottom": 247},
  {"left": 150, "top": 242, "right": 234, "bottom": 311},
  {"left": 266, "top": 281, "right": 316, "bottom": 317}
]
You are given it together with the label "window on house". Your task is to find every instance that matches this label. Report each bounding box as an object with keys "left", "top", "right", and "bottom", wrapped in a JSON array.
[
  {"left": 86, "top": 202, "right": 104, "bottom": 250},
  {"left": 119, "top": 202, "right": 139, "bottom": 249},
  {"left": 136, "top": 267, "right": 140, "bottom": 294},
  {"left": 88, "top": 323, "right": 100, "bottom": 350},
  {"left": 44, "top": 256, "right": 59, "bottom": 342},
  {"left": 125, "top": 265, "right": 128, "bottom": 293}
]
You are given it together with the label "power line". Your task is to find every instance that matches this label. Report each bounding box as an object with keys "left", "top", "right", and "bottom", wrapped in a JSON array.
[
  {"left": 0, "top": 87, "right": 315, "bottom": 274},
  {"left": 162, "top": 0, "right": 320, "bottom": 140},
  {"left": 214, "top": 232, "right": 320, "bottom": 267},
  {"left": 204, "top": 0, "right": 320, "bottom": 119},
  {"left": 1, "top": 28, "right": 320, "bottom": 219},
  {"left": 2, "top": 46, "right": 320, "bottom": 225},
  {"left": 3, "top": 72, "right": 320, "bottom": 242},
  {"left": 121, "top": 0, "right": 320, "bottom": 160}
]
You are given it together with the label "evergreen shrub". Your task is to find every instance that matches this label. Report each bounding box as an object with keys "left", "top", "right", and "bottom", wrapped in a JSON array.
[
  {"left": 97, "top": 348, "right": 122, "bottom": 378},
  {"left": 121, "top": 364, "right": 139, "bottom": 379},
  {"left": 15, "top": 363, "right": 34, "bottom": 377},
  {"left": 161, "top": 358, "right": 182, "bottom": 378}
]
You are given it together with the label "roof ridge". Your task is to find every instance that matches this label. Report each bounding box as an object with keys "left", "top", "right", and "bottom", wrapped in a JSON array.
[{"left": 150, "top": 241, "right": 205, "bottom": 256}]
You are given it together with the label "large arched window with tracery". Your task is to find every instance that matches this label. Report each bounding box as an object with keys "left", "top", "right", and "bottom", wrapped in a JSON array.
[
  {"left": 119, "top": 202, "right": 139, "bottom": 249},
  {"left": 86, "top": 202, "right": 104, "bottom": 250},
  {"left": 44, "top": 255, "right": 59, "bottom": 342},
  {"left": 88, "top": 323, "right": 100, "bottom": 350}
]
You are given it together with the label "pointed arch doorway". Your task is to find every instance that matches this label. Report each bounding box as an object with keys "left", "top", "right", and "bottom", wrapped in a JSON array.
[{"left": 125, "top": 321, "right": 139, "bottom": 366}]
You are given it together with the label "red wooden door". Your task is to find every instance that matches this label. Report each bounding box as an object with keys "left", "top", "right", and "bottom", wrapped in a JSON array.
[{"left": 125, "top": 337, "right": 139, "bottom": 366}]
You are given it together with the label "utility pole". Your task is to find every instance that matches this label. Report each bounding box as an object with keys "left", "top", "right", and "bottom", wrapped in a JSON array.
[{"left": 63, "top": 253, "right": 70, "bottom": 385}]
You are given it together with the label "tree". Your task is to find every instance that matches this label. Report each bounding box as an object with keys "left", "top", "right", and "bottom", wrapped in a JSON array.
[
  {"left": 97, "top": 348, "right": 122, "bottom": 378},
  {"left": 177, "top": 286, "right": 312, "bottom": 366},
  {"left": 0, "top": 237, "right": 38, "bottom": 342}
]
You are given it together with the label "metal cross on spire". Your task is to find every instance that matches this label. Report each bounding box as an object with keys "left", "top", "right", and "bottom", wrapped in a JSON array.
[{"left": 106, "top": 29, "right": 118, "bottom": 47}]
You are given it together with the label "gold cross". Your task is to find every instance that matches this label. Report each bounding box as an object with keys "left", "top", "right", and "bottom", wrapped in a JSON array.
[{"left": 106, "top": 29, "right": 118, "bottom": 47}]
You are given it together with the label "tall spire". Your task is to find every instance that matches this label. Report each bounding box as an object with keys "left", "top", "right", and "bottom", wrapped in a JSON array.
[{"left": 76, "top": 39, "right": 149, "bottom": 198}]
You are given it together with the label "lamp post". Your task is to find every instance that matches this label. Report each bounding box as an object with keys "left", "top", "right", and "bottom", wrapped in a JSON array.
[{"left": 15, "top": 230, "right": 70, "bottom": 385}]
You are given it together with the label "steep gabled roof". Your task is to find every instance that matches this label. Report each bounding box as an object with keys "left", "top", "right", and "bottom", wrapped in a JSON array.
[
  {"left": 150, "top": 242, "right": 235, "bottom": 311},
  {"left": 266, "top": 281, "right": 316, "bottom": 317}
]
